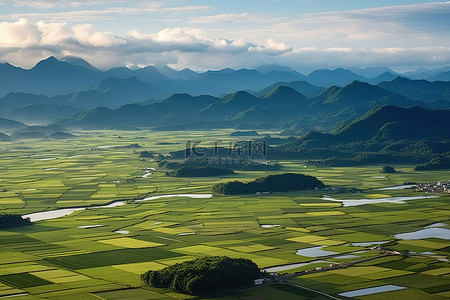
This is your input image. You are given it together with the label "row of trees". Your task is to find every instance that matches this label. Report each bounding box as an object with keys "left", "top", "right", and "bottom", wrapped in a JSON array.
[
  {"left": 212, "top": 173, "right": 325, "bottom": 195},
  {"left": 141, "top": 256, "right": 261, "bottom": 295},
  {"left": 166, "top": 166, "right": 234, "bottom": 177},
  {"left": 0, "top": 214, "right": 31, "bottom": 229},
  {"left": 159, "top": 157, "right": 281, "bottom": 171}
]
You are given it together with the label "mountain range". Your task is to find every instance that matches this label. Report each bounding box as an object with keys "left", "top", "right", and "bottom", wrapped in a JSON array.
[
  {"left": 1, "top": 56, "right": 448, "bottom": 98},
  {"left": 53, "top": 78, "right": 450, "bottom": 131},
  {"left": 0, "top": 55, "right": 449, "bottom": 132}
]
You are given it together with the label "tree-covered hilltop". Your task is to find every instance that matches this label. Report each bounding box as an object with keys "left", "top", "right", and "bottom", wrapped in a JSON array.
[
  {"left": 381, "top": 165, "right": 397, "bottom": 173},
  {"left": 275, "top": 105, "right": 450, "bottom": 169},
  {"left": 0, "top": 214, "right": 31, "bottom": 229},
  {"left": 212, "top": 173, "right": 325, "bottom": 195},
  {"left": 141, "top": 256, "right": 261, "bottom": 295},
  {"left": 166, "top": 166, "right": 234, "bottom": 177}
]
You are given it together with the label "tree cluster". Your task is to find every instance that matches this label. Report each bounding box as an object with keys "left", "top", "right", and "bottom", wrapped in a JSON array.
[
  {"left": 381, "top": 165, "right": 397, "bottom": 173},
  {"left": 159, "top": 157, "right": 280, "bottom": 171},
  {"left": 141, "top": 256, "right": 261, "bottom": 295},
  {"left": 212, "top": 173, "right": 324, "bottom": 195},
  {"left": 166, "top": 166, "right": 234, "bottom": 177},
  {"left": 0, "top": 214, "right": 31, "bottom": 229}
]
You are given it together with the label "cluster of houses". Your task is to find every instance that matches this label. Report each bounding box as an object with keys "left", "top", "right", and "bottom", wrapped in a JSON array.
[{"left": 416, "top": 180, "right": 450, "bottom": 193}]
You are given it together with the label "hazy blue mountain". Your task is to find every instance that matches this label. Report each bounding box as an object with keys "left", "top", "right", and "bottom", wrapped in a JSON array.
[
  {"left": 0, "top": 57, "right": 172, "bottom": 98},
  {"left": 306, "top": 68, "right": 368, "bottom": 86},
  {"left": 0, "top": 117, "right": 27, "bottom": 132},
  {"left": 0, "top": 132, "right": 11, "bottom": 141},
  {"left": 27, "top": 56, "right": 102, "bottom": 95},
  {"left": 429, "top": 71, "right": 450, "bottom": 81},
  {"left": 403, "top": 66, "right": 450, "bottom": 79},
  {"left": 104, "top": 65, "right": 169, "bottom": 82},
  {"left": 60, "top": 56, "right": 99, "bottom": 71},
  {"left": 0, "top": 75, "right": 171, "bottom": 119},
  {"left": 10, "top": 124, "right": 70, "bottom": 140},
  {"left": 8, "top": 104, "right": 80, "bottom": 125},
  {"left": 91, "top": 76, "right": 170, "bottom": 103},
  {"left": 0, "top": 63, "right": 26, "bottom": 96},
  {"left": 0, "top": 92, "right": 51, "bottom": 114},
  {"left": 63, "top": 90, "right": 118, "bottom": 109},
  {"left": 0, "top": 56, "right": 102, "bottom": 96},
  {"left": 14, "top": 125, "right": 67, "bottom": 135},
  {"left": 378, "top": 77, "right": 450, "bottom": 102},
  {"left": 0, "top": 90, "right": 116, "bottom": 118},
  {"left": 254, "top": 81, "right": 324, "bottom": 99},
  {"left": 255, "top": 65, "right": 299, "bottom": 74},
  {"left": 349, "top": 67, "right": 397, "bottom": 78},
  {"left": 56, "top": 94, "right": 219, "bottom": 129},
  {"left": 368, "top": 71, "right": 399, "bottom": 84},
  {"left": 186, "top": 68, "right": 306, "bottom": 96},
  {"left": 155, "top": 65, "right": 198, "bottom": 80},
  {"left": 201, "top": 91, "right": 262, "bottom": 120},
  {"left": 55, "top": 80, "right": 438, "bottom": 131}
]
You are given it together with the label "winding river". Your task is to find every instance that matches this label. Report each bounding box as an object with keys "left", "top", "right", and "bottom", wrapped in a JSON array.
[{"left": 22, "top": 194, "right": 213, "bottom": 222}]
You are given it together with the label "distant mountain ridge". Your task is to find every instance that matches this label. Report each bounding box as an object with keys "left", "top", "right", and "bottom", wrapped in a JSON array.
[
  {"left": 0, "top": 56, "right": 449, "bottom": 128},
  {"left": 2, "top": 56, "right": 448, "bottom": 99},
  {"left": 55, "top": 79, "right": 449, "bottom": 130}
]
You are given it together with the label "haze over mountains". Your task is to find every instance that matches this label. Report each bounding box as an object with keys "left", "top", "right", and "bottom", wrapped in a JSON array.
[{"left": 0, "top": 55, "right": 449, "bottom": 133}]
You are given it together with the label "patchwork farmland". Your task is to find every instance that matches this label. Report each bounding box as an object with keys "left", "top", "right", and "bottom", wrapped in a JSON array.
[{"left": 0, "top": 130, "right": 449, "bottom": 299}]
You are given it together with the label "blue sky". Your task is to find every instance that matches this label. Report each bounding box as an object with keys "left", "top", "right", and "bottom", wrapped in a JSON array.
[{"left": 0, "top": 0, "right": 449, "bottom": 71}]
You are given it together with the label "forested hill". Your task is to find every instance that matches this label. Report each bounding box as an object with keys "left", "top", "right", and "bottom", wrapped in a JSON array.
[
  {"left": 274, "top": 105, "right": 450, "bottom": 167},
  {"left": 332, "top": 105, "right": 450, "bottom": 140}
]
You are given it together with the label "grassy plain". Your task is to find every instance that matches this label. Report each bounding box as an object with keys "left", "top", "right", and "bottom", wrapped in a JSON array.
[{"left": 0, "top": 129, "right": 449, "bottom": 299}]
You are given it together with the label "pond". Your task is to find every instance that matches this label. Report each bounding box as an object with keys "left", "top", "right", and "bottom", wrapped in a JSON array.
[
  {"left": 295, "top": 246, "right": 338, "bottom": 257},
  {"left": 338, "top": 285, "right": 406, "bottom": 297},
  {"left": 321, "top": 195, "right": 437, "bottom": 207},
  {"left": 262, "top": 260, "right": 333, "bottom": 272},
  {"left": 395, "top": 228, "right": 450, "bottom": 240},
  {"left": 352, "top": 241, "right": 390, "bottom": 246},
  {"left": 377, "top": 184, "right": 416, "bottom": 190},
  {"left": 260, "top": 225, "right": 281, "bottom": 228}
]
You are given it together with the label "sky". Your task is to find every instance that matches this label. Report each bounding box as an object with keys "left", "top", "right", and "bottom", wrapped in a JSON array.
[{"left": 0, "top": 0, "right": 449, "bottom": 72}]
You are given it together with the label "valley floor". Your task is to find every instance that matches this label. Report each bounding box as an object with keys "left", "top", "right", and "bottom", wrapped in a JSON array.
[{"left": 0, "top": 130, "right": 449, "bottom": 299}]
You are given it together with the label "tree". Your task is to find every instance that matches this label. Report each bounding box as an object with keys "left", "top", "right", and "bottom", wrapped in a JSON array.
[
  {"left": 212, "top": 173, "right": 324, "bottom": 195},
  {"left": 0, "top": 214, "right": 31, "bottom": 229},
  {"left": 381, "top": 165, "right": 397, "bottom": 173},
  {"left": 141, "top": 256, "right": 261, "bottom": 295}
]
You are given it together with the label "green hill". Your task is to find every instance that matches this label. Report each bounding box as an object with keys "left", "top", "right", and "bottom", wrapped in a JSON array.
[
  {"left": 276, "top": 105, "right": 450, "bottom": 167},
  {"left": 212, "top": 173, "right": 324, "bottom": 195}
]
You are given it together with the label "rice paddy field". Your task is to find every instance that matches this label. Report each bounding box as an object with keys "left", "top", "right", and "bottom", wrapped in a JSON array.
[{"left": 0, "top": 130, "right": 449, "bottom": 299}]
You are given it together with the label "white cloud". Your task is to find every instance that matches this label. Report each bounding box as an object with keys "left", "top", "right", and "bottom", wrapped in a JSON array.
[
  {"left": 0, "top": 18, "right": 40, "bottom": 47},
  {"left": 72, "top": 24, "right": 124, "bottom": 46},
  {"left": 190, "top": 13, "right": 257, "bottom": 24},
  {"left": 0, "top": 19, "right": 293, "bottom": 69},
  {"left": 2, "top": 2, "right": 212, "bottom": 22}
]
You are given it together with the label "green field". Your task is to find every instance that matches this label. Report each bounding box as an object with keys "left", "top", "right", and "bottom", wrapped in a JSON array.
[{"left": 0, "top": 130, "right": 449, "bottom": 299}]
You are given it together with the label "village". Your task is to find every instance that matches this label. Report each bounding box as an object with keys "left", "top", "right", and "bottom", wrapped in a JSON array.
[{"left": 416, "top": 180, "right": 450, "bottom": 193}]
